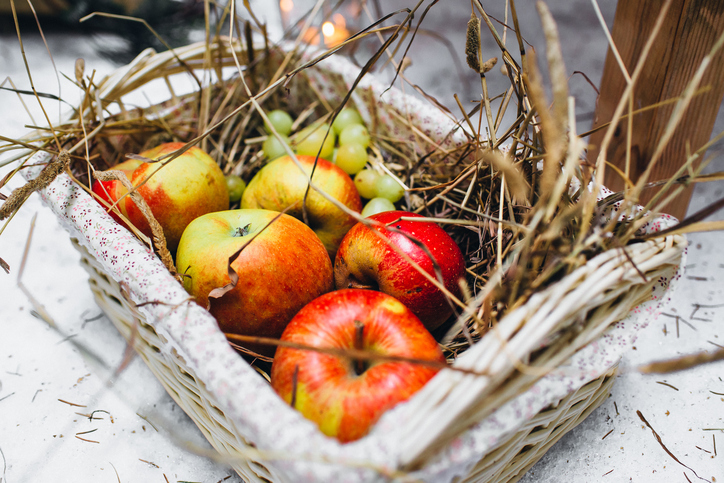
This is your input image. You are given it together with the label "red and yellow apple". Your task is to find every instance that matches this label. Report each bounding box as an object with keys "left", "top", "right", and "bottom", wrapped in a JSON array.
[
  {"left": 270, "top": 288, "right": 446, "bottom": 442},
  {"left": 240, "top": 154, "right": 362, "bottom": 258},
  {"left": 91, "top": 158, "right": 141, "bottom": 225},
  {"left": 334, "top": 211, "right": 466, "bottom": 332},
  {"left": 175, "top": 209, "right": 334, "bottom": 357},
  {"left": 91, "top": 142, "right": 229, "bottom": 251}
]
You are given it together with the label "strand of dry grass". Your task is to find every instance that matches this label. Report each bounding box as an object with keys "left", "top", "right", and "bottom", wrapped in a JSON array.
[
  {"left": 0, "top": 151, "right": 69, "bottom": 220},
  {"left": 0, "top": 5, "right": 718, "bottom": 483},
  {"left": 0, "top": 9, "right": 717, "bottom": 483},
  {"left": 93, "top": 169, "right": 176, "bottom": 276},
  {"left": 639, "top": 348, "right": 724, "bottom": 374}
]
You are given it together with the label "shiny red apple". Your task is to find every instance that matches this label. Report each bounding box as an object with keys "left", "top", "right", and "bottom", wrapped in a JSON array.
[
  {"left": 270, "top": 288, "right": 446, "bottom": 442},
  {"left": 175, "top": 209, "right": 334, "bottom": 357},
  {"left": 334, "top": 211, "right": 466, "bottom": 331}
]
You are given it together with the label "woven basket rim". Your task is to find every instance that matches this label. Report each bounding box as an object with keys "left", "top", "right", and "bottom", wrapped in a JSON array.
[{"left": 21, "top": 40, "right": 687, "bottom": 480}]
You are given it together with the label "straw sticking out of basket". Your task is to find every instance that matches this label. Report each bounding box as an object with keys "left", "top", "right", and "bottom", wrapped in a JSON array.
[{"left": 1, "top": 1, "right": 708, "bottom": 480}]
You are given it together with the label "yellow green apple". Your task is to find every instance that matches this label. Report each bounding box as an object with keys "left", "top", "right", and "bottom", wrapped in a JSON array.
[
  {"left": 176, "top": 209, "right": 334, "bottom": 357},
  {"left": 241, "top": 154, "right": 362, "bottom": 258}
]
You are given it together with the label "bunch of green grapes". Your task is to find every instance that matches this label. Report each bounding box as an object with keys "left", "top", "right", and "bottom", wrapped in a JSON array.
[
  {"left": 354, "top": 169, "right": 406, "bottom": 217},
  {"left": 262, "top": 108, "right": 371, "bottom": 174},
  {"left": 262, "top": 110, "right": 294, "bottom": 160},
  {"left": 261, "top": 107, "right": 403, "bottom": 217},
  {"left": 331, "top": 108, "right": 370, "bottom": 176}
]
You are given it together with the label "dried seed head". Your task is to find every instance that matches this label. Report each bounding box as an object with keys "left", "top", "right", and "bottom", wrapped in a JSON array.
[
  {"left": 481, "top": 57, "right": 498, "bottom": 74},
  {"left": 466, "top": 14, "right": 482, "bottom": 74},
  {"left": 0, "top": 151, "right": 70, "bottom": 220},
  {"left": 75, "top": 58, "right": 85, "bottom": 86}
]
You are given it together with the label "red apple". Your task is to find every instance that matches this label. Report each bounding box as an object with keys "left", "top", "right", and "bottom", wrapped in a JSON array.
[
  {"left": 175, "top": 209, "right": 334, "bottom": 357},
  {"left": 240, "top": 154, "right": 362, "bottom": 258},
  {"left": 334, "top": 211, "right": 466, "bottom": 331},
  {"left": 270, "top": 288, "right": 446, "bottom": 442},
  {"left": 91, "top": 142, "right": 229, "bottom": 251},
  {"left": 91, "top": 158, "right": 142, "bottom": 225}
]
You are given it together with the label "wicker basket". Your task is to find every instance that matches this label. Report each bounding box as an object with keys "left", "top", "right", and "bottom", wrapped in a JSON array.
[{"left": 22, "top": 41, "right": 686, "bottom": 482}]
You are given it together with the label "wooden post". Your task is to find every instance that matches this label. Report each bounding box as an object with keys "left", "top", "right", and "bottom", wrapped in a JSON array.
[{"left": 588, "top": 0, "right": 724, "bottom": 221}]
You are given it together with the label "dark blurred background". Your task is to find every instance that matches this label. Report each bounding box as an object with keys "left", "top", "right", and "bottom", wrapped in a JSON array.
[
  {"left": 0, "top": 0, "right": 613, "bottom": 131},
  {"left": 0, "top": 0, "right": 205, "bottom": 61}
]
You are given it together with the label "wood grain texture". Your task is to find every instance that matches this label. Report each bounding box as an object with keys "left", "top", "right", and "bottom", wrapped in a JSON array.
[{"left": 588, "top": 0, "right": 724, "bottom": 220}]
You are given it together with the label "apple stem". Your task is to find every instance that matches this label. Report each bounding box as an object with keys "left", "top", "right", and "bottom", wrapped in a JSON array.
[
  {"left": 233, "top": 223, "right": 252, "bottom": 237},
  {"left": 345, "top": 277, "right": 377, "bottom": 292},
  {"left": 353, "top": 320, "right": 366, "bottom": 375},
  {"left": 290, "top": 364, "right": 299, "bottom": 409}
]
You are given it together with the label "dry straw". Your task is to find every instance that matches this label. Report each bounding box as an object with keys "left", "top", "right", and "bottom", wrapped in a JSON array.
[{"left": 0, "top": 0, "right": 719, "bottom": 480}]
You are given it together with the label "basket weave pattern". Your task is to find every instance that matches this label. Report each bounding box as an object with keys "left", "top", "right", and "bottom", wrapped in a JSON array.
[
  {"left": 76, "top": 234, "right": 620, "bottom": 482},
  {"left": 23, "top": 42, "right": 686, "bottom": 482}
]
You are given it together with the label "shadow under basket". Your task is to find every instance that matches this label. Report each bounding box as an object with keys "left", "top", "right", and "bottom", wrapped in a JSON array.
[{"left": 21, "top": 40, "right": 687, "bottom": 482}]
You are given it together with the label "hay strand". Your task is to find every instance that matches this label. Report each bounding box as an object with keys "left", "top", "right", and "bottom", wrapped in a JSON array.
[{"left": 93, "top": 169, "right": 176, "bottom": 276}]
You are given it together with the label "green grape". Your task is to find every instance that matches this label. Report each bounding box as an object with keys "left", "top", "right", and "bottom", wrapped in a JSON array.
[
  {"left": 338, "top": 124, "right": 370, "bottom": 148},
  {"left": 354, "top": 169, "right": 380, "bottom": 199},
  {"left": 361, "top": 197, "right": 395, "bottom": 217},
  {"left": 225, "top": 175, "right": 246, "bottom": 203},
  {"left": 262, "top": 134, "right": 291, "bottom": 160},
  {"left": 374, "top": 174, "right": 405, "bottom": 203},
  {"left": 264, "top": 109, "right": 294, "bottom": 136},
  {"left": 335, "top": 143, "right": 368, "bottom": 175},
  {"left": 332, "top": 108, "right": 363, "bottom": 135},
  {"left": 295, "top": 123, "right": 336, "bottom": 160}
]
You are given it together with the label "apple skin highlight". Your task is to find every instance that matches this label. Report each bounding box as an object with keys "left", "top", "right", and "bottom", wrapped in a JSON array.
[
  {"left": 334, "top": 211, "right": 466, "bottom": 332},
  {"left": 271, "top": 289, "right": 446, "bottom": 443}
]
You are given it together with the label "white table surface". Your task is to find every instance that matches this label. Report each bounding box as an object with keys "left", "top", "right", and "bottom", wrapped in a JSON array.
[{"left": 1, "top": 2, "right": 723, "bottom": 482}]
